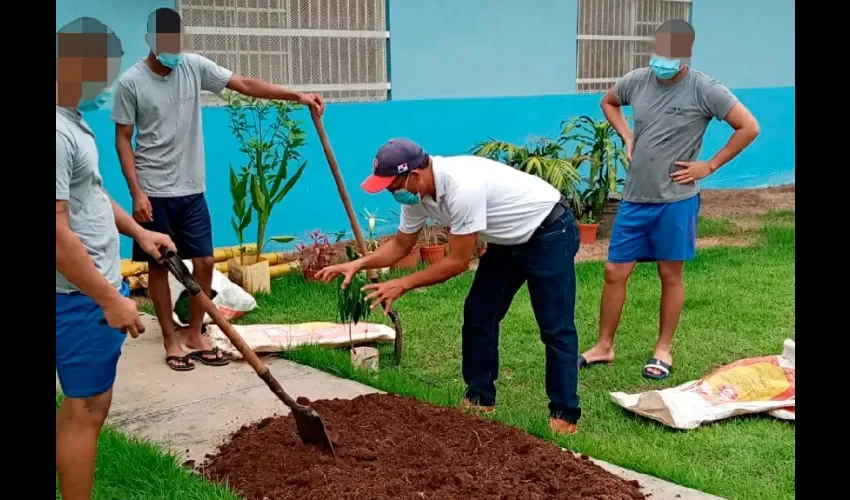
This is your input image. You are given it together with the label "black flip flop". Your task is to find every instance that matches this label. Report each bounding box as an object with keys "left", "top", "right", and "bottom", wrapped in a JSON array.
[
  {"left": 187, "top": 347, "right": 231, "bottom": 366},
  {"left": 642, "top": 357, "right": 672, "bottom": 380},
  {"left": 577, "top": 355, "right": 611, "bottom": 370},
  {"left": 165, "top": 355, "right": 195, "bottom": 371}
]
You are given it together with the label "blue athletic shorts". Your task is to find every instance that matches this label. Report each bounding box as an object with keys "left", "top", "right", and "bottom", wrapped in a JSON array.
[
  {"left": 56, "top": 282, "right": 129, "bottom": 399},
  {"left": 607, "top": 194, "right": 700, "bottom": 263},
  {"left": 132, "top": 193, "right": 214, "bottom": 264}
]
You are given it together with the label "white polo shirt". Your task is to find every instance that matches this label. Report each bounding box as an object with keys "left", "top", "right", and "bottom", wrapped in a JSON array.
[{"left": 398, "top": 155, "right": 561, "bottom": 246}]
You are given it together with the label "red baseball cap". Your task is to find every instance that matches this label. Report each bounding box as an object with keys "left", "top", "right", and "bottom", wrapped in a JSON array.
[{"left": 361, "top": 139, "right": 426, "bottom": 194}]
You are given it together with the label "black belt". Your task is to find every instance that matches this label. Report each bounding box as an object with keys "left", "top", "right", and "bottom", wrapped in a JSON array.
[{"left": 539, "top": 196, "right": 570, "bottom": 229}]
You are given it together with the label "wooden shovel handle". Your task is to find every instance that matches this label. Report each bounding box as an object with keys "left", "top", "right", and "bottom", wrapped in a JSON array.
[{"left": 309, "top": 109, "right": 376, "bottom": 281}]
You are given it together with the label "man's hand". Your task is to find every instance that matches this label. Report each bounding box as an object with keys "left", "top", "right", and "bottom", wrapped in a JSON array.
[
  {"left": 362, "top": 279, "right": 407, "bottom": 314},
  {"left": 102, "top": 295, "right": 146, "bottom": 338},
  {"left": 297, "top": 93, "right": 325, "bottom": 116},
  {"left": 671, "top": 160, "right": 715, "bottom": 184},
  {"left": 624, "top": 137, "right": 634, "bottom": 162},
  {"left": 315, "top": 261, "right": 360, "bottom": 288},
  {"left": 133, "top": 192, "right": 154, "bottom": 223},
  {"left": 136, "top": 230, "right": 176, "bottom": 261}
]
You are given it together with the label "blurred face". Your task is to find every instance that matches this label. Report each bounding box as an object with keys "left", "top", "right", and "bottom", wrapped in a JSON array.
[
  {"left": 56, "top": 32, "right": 122, "bottom": 103},
  {"left": 146, "top": 31, "right": 186, "bottom": 55},
  {"left": 654, "top": 32, "right": 694, "bottom": 60}
]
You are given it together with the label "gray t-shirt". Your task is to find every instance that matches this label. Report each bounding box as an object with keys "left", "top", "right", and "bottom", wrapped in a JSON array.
[
  {"left": 112, "top": 53, "right": 233, "bottom": 198},
  {"left": 56, "top": 106, "right": 122, "bottom": 293},
  {"left": 615, "top": 68, "right": 739, "bottom": 203}
]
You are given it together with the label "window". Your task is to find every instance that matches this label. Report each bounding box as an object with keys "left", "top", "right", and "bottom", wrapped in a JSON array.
[
  {"left": 177, "top": 0, "right": 390, "bottom": 105},
  {"left": 576, "top": 0, "right": 692, "bottom": 93}
]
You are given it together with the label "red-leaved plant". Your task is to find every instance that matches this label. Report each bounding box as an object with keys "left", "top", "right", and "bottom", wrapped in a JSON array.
[{"left": 296, "top": 229, "right": 339, "bottom": 278}]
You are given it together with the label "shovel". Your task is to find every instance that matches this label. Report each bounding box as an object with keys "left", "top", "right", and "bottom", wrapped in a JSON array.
[
  {"left": 309, "top": 109, "right": 405, "bottom": 364},
  {"left": 158, "top": 248, "right": 335, "bottom": 456}
]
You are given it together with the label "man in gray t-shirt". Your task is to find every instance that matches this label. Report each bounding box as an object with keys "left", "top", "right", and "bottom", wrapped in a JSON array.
[
  {"left": 56, "top": 17, "right": 174, "bottom": 500},
  {"left": 578, "top": 20, "right": 760, "bottom": 379},
  {"left": 112, "top": 8, "right": 325, "bottom": 371}
]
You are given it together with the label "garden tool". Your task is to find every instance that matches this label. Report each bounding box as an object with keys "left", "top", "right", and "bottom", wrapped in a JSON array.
[
  {"left": 310, "top": 109, "right": 405, "bottom": 364},
  {"left": 159, "top": 248, "right": 335, "bottom": 456}
]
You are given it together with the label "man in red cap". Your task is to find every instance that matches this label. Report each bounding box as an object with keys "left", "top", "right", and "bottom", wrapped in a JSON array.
[{"left": 317, "top": 139, "right": 583, "bottom": 434}]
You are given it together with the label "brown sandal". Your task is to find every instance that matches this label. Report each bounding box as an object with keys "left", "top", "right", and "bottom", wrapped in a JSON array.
[{"left": 165, "top": 354, "right": 196, "bottom": 371}]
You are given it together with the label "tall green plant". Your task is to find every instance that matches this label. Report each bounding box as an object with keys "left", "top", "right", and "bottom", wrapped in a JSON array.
[
  {"left": 561, "top": 115, "right": 630, "bottom": 216},
  {"left": 337, "top": 246, "right": 371, "bottom": 350},
  {"left": 470, "top": 136, "right": 586, "bottom": 196},
  {"left": 222, "top": 90, "right": 305, "bottom": 259}
]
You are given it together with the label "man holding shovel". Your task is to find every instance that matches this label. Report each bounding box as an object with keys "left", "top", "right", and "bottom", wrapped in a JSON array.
[
  {"left": 56, "top": 17, "right": 175, "bottom": 500},
  {"left": 112, "top": 7, "right": 325, "bottom": 371},
  {"left": 579, "top": 20, "right": 760, "bottom": 379},
  {"left": 316, "top": 139, "right": 582, "bottom": 434}
]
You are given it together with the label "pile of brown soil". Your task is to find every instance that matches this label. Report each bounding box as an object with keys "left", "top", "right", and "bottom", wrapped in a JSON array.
[{"left": 200, "top": 393, "right": 645, "bottom": 500}]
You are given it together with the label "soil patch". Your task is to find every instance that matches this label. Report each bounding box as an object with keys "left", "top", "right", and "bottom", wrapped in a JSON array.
[{"left": 200, "top": 393, "right": 645, "bottom": 500}]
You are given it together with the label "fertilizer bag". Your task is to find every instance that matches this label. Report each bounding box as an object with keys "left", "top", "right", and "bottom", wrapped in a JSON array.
[
  {"left": 610, "top": 339, "right": 795, "bottom": 429},
  {"left": 167, "top": 260, "right": 258, "bottom": 327}
]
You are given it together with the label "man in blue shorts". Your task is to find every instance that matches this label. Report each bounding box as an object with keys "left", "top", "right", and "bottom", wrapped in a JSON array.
[
  {"left": 56, "top": 17, "right": 175, "bottom": 499},
  {"left": 112, "top": 8, "right": 324, "bottom": 370},
  {"left": 578, "top": 20, "right": 760, "bottom": 379}
]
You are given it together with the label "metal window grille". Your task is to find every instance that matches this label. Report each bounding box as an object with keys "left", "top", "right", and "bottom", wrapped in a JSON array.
[
  {"left": 576, "top": 0, "right": 692, "bottom": 93},
  {"left": 176, "top": 0, "right": 390, "bottom": 106}
]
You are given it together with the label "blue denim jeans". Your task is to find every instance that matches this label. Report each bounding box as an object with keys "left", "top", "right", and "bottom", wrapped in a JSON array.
[{"left": 462, "top": 209, "right": 581, "bottom": 423}]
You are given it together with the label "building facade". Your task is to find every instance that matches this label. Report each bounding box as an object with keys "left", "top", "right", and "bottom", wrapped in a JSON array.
[{"left": 57, "top": 0, "right": 795, "bottom": 255}]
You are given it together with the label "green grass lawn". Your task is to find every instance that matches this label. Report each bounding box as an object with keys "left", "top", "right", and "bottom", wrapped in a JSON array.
[
  {"left": 66, "top": 211, "right": 793, "bottom": 500},
  {"left": 244, "top": 211, "right": 795, "bottom": 500},
  {"left": 55, "top": 394, "right": 238, "bottom": 500}
]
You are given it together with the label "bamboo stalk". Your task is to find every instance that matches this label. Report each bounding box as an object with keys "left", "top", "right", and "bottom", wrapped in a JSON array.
[
  {"left": 121, "top": 250, "right": 290, "bottom": 278},
  {"left": 125, "top": 262, "right": 300, "bottom": 291}
]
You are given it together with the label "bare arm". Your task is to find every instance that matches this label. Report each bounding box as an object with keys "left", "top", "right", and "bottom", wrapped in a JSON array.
[
  {"left": 110, "top": 196, "right": 145, "bottom": 239},
  {"left": 115, "top": 124, "right": 142, "bottom": 195},
  {"left": 226, "top": 74, "right": 301, "bottom": 101},
  {"left": 354, "top": 231, "right": 420, "bottom": 270},
  {"left": 397, "top": 233, "right": 477, "bottom": 292},
  {"left": 601, "top": 88, "right": 634, "bottom": 144},
  {"left": 706, "top": 102, "right": 760, "bottom": 172},
  {"left": 226, "top": 74, "right": 325, "bottom": 115},
  {"left": 56, "top": 200, "right": 123, "bottom": 307}
]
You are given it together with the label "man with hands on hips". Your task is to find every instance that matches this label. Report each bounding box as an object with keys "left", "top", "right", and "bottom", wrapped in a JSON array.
[{"left": 316, "top": 138, "right": 583, "bottom": 435}]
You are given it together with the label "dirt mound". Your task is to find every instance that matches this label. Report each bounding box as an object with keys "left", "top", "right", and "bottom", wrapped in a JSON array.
[
  {"left": 200, "top": 393, "right": 645, "bottom": 500},
  {"left": 699, "top": 185, "right": 795, "bottom": 218}
]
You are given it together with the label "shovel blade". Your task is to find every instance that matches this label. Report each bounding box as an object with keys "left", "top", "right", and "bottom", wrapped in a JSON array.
[{"left": 292, "top": 406, "right": 335, "bottom": 457}]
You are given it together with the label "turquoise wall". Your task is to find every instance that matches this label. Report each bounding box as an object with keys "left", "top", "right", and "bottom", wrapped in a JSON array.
[
  {"left": 57, "top": 0, "right": 795, "bottom": 257},
  {"left": 80, "top": 86, "right": 793, "bottom": 257},
  {"left": 692, "top": 0, "right": 795, "bottom": 89}
]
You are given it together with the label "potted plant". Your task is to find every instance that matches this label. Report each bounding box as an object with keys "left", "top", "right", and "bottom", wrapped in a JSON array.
[
  {"left": 388, "top": 209, "right": 420, "bottom": 270},
  {"left": 470, "top": 134, "right": 586, "bottom": 197},
  {"left": 577, "top": 211, "right": 599, "bottom": 245},
  {"left": 223, "top": 91, "right": 306, "bottom": 294},
  {"left": 419, "top": 219, "right": 448, "bottom": 264},
  {"left": 296, "top": 229, "right": 339, "bottom": 281},
  {"left": 337, "top": 247, "right": 378, "bottom": 371},
  {"left": 561, "top": 115, "right": 630, "bottom": 238}
]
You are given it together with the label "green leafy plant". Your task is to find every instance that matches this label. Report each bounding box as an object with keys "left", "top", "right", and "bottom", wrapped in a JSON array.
[
  {"left": 336, "top": 247, "right": 372, "bottom": 351},
  {"left": 561, "top": 115, "right": 630, "bottom": 216},
  {"left": 470, "top": 136, "right": 586, "bottom": 196},
  {"left": 222, "top": 90, "right": 306, "bottom": 261}
]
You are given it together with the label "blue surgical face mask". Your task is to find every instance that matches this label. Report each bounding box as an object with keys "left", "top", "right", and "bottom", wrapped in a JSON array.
[
  {"left": 392, "top": 176, "right": 421, "bottom": 206},
  {"left": 157, "top": 52, "right": 185, "bottom": 69},
  {"left": 649, "top": 54, "right": 684, "bottom": 80},
  {"left": 78, "top": 86, "right": 113, "bottom": 112}
]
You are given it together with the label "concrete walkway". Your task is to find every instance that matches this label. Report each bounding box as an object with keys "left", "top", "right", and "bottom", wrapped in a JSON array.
[{"left": 100, "top": 314, "right": 723, "bottom": 500}]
